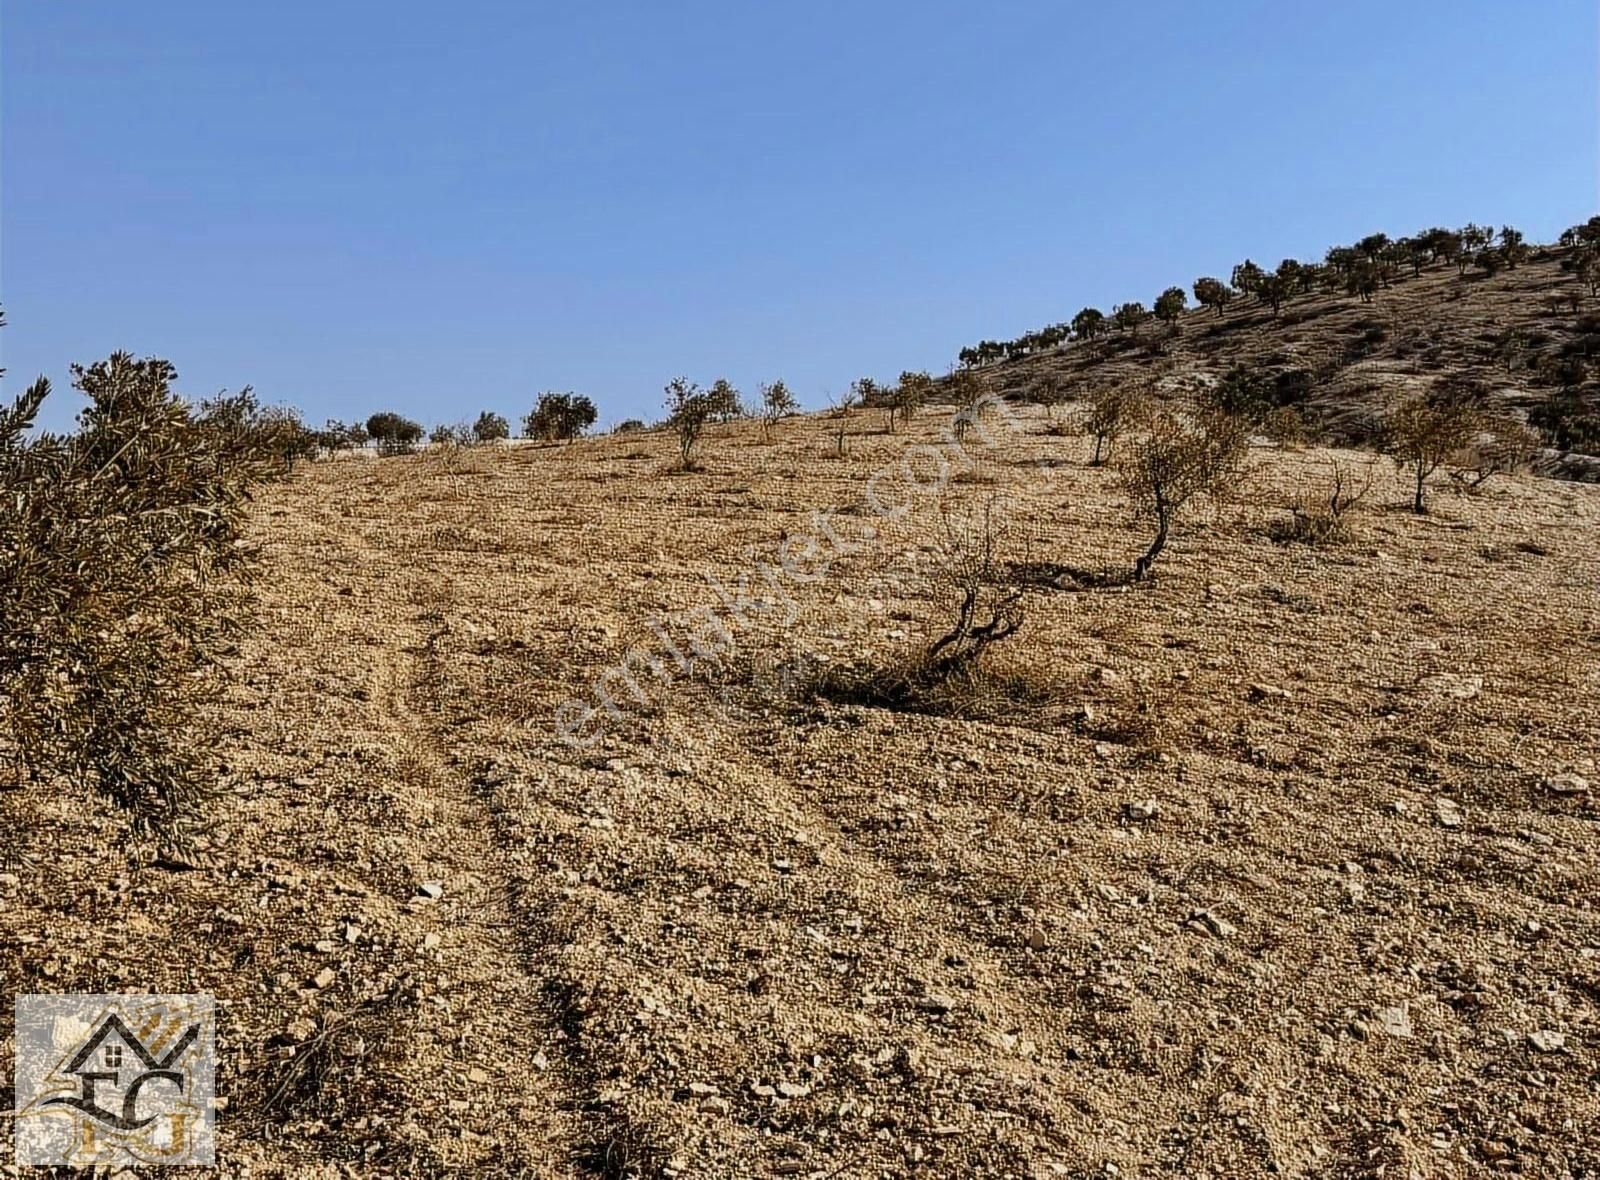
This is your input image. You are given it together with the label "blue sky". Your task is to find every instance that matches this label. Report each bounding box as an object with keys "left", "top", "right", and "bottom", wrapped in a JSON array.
[{"left": 3, "top": 1, "right": 1595, "bottom": 431}]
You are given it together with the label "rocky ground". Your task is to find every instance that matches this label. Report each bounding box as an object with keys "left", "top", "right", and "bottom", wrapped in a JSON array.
[{"left": 2, "top": 393, "right": 1598, "bottom": 1178}]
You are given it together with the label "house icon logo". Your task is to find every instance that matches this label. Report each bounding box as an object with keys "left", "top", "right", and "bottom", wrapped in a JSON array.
[{"left": 14, "top": 994, "right": 216, "bottom": 1166}]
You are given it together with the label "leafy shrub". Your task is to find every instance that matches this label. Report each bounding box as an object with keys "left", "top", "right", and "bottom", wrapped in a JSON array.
[
  {"left": 1530, "top": 390, "right": 1600, "bottom": 452},
  {"left": 524, "top": 392, "right": 598, "bottom": 442},
  {"left": 759, "top": 380, "right": 798, "bottom": 438},
  {"left": 430, "top": 421, "right": 472, "bottom": 446},
  {"left": 473, "top": 411, "right": 510, "bottom": 443},
  {"left": 1202, "top": 365, "right": 1274, "bottom": 423},
  {"left": 664, "top": 377, "right": 716, "bottom": 469},
  {"left": 0, "top": 348, "right": 281, "bottom": 852},
  {"left": 1260, "top": 406, "right": 1309, "bottom": 448},
  {"left": 366, "top": 411, "right": 424, "bottom": 455}
]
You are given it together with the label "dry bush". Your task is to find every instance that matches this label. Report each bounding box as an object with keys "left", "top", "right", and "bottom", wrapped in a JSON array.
[
  {"left": 1273, "top": 457, "right": 1377, "bottom": 545},
  {"left": 1448, "top": 414, "right": 1541, "bottom": 490},
  {"left": 0, "top": 348, "right": 280, "bottom": 852},
  {"left": 947, "top": 369, "right": 987, "bottom": 441},
  {"left": 924, "top": 497, "right": 1024, "bottom": 678},
  {"left": 1082, "top": 384, "right": 1143, "bottom": 465},
  {"left": 804, "top": 497, "right": 1030, "bottom": 716},
  {"left": 1260, "top": 405, "right": 1310, "bottom": 448},
  {"left": 1027, "top": 372, "right": 1071, "bottom": 422},
  {"left": 1117, "top": 404, "right": 1250, "bottom": 580},
  {"left": 826, "top": 389, "right": 859, "bottom": 456},
  {"left": 428, "top": 422, "right": 479, "bottom": 493}
]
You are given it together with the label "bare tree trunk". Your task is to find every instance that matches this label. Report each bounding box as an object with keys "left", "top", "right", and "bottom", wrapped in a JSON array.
[
  {"left": 1133, "top": 507, "right": 1170, "bottom": 581},
  {"left": 1413, "top": 466, "right": 1426, "bottom": 514}
]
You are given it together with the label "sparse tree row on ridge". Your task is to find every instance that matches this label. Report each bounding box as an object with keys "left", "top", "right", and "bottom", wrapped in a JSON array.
[{"left": 957, "top": 220, "right": 1564, "bottom": 370}]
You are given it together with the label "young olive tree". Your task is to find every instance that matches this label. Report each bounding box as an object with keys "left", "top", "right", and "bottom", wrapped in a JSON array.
[
  {"left": 1384, "top": 396, "right": 1478, "bottom": 514},
  {"left": 827, "top": 389, "right": 859, "bottom": 455},
  {"left": 1026, "top": 372, "right": 1070, "bottom": 421},
  {"left": 665, "top": 377, "right": 717, "bottom": 469},
  {"left": 1118, "top": 405, "right": 1250, "bottom": 581},
  {"left": 1083, "top": 385, "right": 1140, "bottom": 466},
  {"left": 473, "top": 411, "right": 510, "bottom": 443},
  {"left": 924, "top": 497, "right": 1024, "bottom": 679},
  {"left": 759, "top": 379, "right": 798, "bottom": 439},
  {"left": 1154, "top": 286, "right": 1187, "bottom": 329}
]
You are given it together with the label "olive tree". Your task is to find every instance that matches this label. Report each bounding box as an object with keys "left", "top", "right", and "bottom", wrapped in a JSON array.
[
  {"left": 759, "top": 379, "right": 798, "bottom": 439},
  {"left": 524, "top": 392, "right": 598, "bottom": 442},
  {"left": 1154, "top": 286, "right": 1187, "bottom": 328},
  {"left": 366, "top": 411, "right": 425, "bottom": 455},
  {"left": 1192, "top": 277, "right": 1233, "bottom": 317},
  {"left": 1384, "top": 396, "right": 1478, "bottom": 513},
  {"left": 1118, "top": 405, "right": 1250, "bottom": 581},
  {"left": 474, "top": 411, "right": 510, "bottom": 443},
  {"left": 665, "top": 377, "right": 717, "bottom": 469},
  {"left": 1, "top": 345, "right": 285, "bottom": 852},
  {"left": 1072, "top": 307, "right": 1106, "bottom": 340},
  {"left": 1083, "top": 384, "right": 1140, "bottom": 466}
]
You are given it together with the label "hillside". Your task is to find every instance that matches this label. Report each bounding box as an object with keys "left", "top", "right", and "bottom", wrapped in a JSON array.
[
  {"left": 4, "top": 401, "right": 1597, "bottom": 1177},
  {"left": 958, "top": 243, "right": 1600, "bottom": 479}
]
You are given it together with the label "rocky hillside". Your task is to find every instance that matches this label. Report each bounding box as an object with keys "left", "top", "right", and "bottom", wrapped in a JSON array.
[{"left": 960, "top": 241, "right": 1600, "bottom": 479}]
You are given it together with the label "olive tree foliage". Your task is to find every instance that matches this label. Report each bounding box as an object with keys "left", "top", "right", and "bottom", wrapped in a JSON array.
[
  {"left": 1153, "top": 286, "right": 1187, "bottom": 328},
  {"left": 759, "top": 379, "right": 799, "bottom": 439},
  {"left": 0, "top": 342, "right": 285, "bottom": 852},
  {"left": 366, "top": 411, "right": 425, "bottom": 455},
  {"left": 665, "top": 377, "right": 718, "bottom": 469},
  {"left": 1560, "top": 216, "right": 1600, "bottom": 300},
  {"left": 1384, "top": 396, "right": 1478, "bottom": 514},
  {"left": 1111, "top": 301, "right": 1150, "bottom": 336},
  {"left": 524, "top": 392, "right": 598, "bottom": 442},
  {"left": 473, "top": 411, "right": 511, "bottom": 443},
  {"left": 1082, "top": 384, "right": 1141, "bottom": 466},
  {"left": 705, "top": 378, "right": 744, "bottom": 422},
  {"left": 200, "top": 386, "right": 316, "bottom": 472},
  {"left": 855, "top": 376, "right": 898, "bottom": 433},
  {"left": 1116, "top": 404, "right": 1250, "bottom": 581},
  {"left": 892, "top": 370, "right": 934, "bottom": 431},
  {"left": 1071, "top": 307, "right": 1107, "bottom": 340},
  {"left": 1192, "top": 276, "right": 1233, "bottom": 317},
  {"left": 318, "top": 419, "right": 369, "bottom": 454},
  {"left": 1230, "top": 259, "right": 1266, "bottom": 299}
]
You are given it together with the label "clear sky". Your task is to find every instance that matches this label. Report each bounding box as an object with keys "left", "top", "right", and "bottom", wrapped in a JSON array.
[{"left": 3, "top": 1, "right": 1595, "bottom": 431}]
